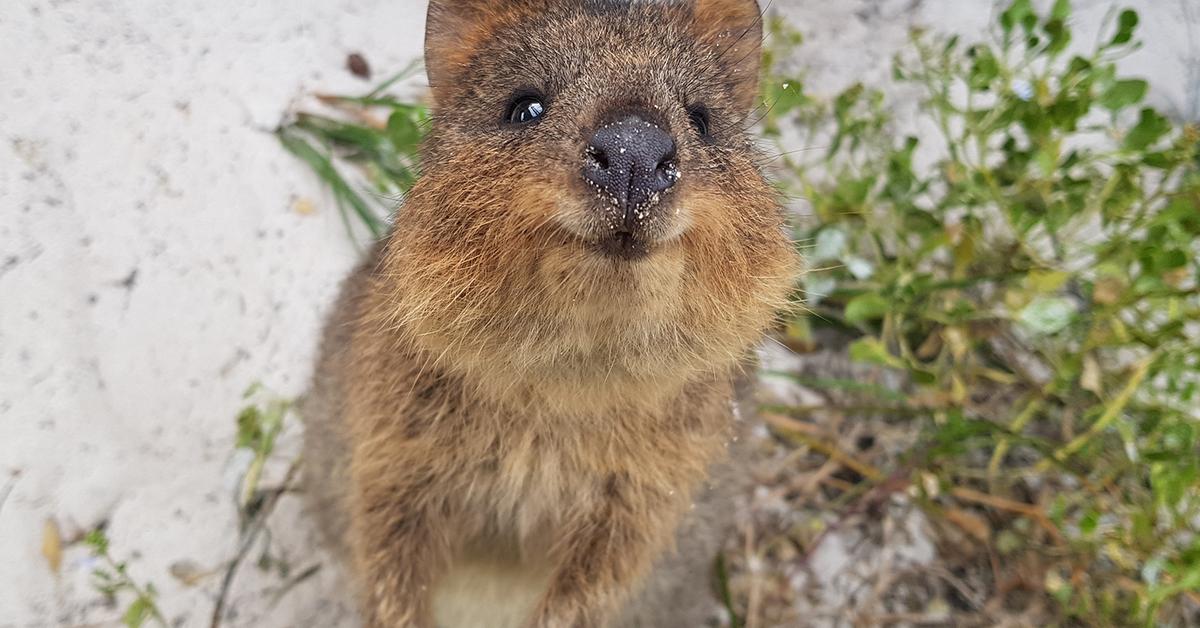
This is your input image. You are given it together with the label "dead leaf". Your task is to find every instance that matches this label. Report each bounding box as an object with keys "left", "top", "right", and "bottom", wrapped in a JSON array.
[
  {"left": 920, "top": 471, "right": 941, "bottom": 498},
  {"left": 944, "top": 508, "right": 991, "bottom": 543},
  {"left": 944, "top": 326, "right": 970, "bottom": 361},
  {"left": 42, "top": 518, "right": 62, "bottom": 574},
  {"left": 1162, "top": 267, "right": 1189, "bottom": 288},
  {"left": 169, "top": 559, "right": 208, "bottom": 586},
  {"left": 915, "top": 329, "right": 943, "bottom": 360},
  {"left": 1081, "top": 353, "right": 1102, "bottom": 395},
  {"left": 1093, "top": 277, "right": 1123, "bottom": 305},
  {"left": 346, "top": 52, "right": 371, "bottom": 79},
  {"left": 293, "top": 197, "right": 316, "bottom": 216}
]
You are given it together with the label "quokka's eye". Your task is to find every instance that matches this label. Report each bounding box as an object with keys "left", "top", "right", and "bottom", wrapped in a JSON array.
[
  {"left": 507, "top": 96, "right": 546, "bottom": 124},
  {"left": 686, "top": 104, "right": 711, "bottom": 138}
]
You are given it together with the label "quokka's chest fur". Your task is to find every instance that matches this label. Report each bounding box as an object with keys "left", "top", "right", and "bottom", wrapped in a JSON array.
[
  {"left": 345, "top": 348, "right": 738, "bottom": 545},
  {"left": 419, "top": 417, "right": 714, "bottom": 628},
  {"left": 311, "top": 304, "right": 739, "bottom": 625}
]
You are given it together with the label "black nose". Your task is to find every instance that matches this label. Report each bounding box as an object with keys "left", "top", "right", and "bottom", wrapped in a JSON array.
[{"left": 583, "top": 116, "right": 679, "bottom": 220}]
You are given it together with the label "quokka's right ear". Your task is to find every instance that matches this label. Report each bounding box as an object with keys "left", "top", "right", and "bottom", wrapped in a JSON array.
[
  {"left": 424, "top": 1, "right": 530, "bottom": 101},
  {"left": 692, "top": 0, "right": 764, "bottom": 113}
]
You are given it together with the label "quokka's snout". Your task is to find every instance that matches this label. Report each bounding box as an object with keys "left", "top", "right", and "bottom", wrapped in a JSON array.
[{"left": 582, "top": 110, "right": 681, "bottom": 259}]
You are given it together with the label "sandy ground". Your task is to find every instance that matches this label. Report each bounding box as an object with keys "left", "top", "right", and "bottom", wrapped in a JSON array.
[{"left": 1, "top": 1, "right": 1195, "bottom": 627}]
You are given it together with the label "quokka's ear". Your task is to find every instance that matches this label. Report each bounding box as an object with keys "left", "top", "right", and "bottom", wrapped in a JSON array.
[
  {"left": 424, "top": 1, "right": 536, "bottom": 101},
  {"left": 425, "top": 1, "right": 490, "bottom": 96},
  {"left": 693, "top": 0, "right": 764, "bottom": 113}
]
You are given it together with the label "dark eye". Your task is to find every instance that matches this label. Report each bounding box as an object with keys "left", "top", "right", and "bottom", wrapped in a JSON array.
[
  {"left": 507, "top": 96, "right": 545, "bottom": 124},
  {"left": 687, "top": 104, "right": 711, "bottom": 138}
]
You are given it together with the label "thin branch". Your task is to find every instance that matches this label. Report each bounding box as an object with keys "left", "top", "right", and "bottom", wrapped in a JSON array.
[
  {"left": 210, "top": 460, "right": 302, "bottom": 628},
  {"left": 0, "top": 471, "right": 18, "bottom": 517}
]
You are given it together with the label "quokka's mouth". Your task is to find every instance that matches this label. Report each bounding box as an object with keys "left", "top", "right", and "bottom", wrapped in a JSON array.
[{"left": 593, "top": 230, "right": 653, "bottom": 261}]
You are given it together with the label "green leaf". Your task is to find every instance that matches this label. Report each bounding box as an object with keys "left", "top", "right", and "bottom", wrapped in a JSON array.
[
  {"left": 833, "top": 83, "right": 865, "bottom": 119},
  {"left": 1042, "top": 18, "right": 1071, "bottom": 56},
  {"left": 236, "top": 406, "right": 263, "bottom": 449},
  {"left": 812, "top": 227, "right": 848, "bottom": 261},
  {"left": 1017, "top": 296, "right": 1077, "bottom": 334},
  {"left": 943, "top": 35, "right": 960, "bottom": 54},
  {"left": 1000, "top": 0, "right": 1034, "bottom": 39},
  {"left": 123, "top": 598, "right": 152, "bottom": 628},
  {"left": 1034, "top": 137, "right": 1060, "bottom": 176},
  {"left": 1151, "top": 461, "right": 1197, "bottom": 508},
  {"left": 765, "top": 78, "right": 810, "bottom": 117},
  {"left": 849, "top": 337, "right": 906, "bottom": 369},
  {"left": 1100, "top": 79, "right": 1148, "bottom": 111},
  {"left": 386, "top": 109, "right": 423, "bottom": 154},
  {"left": 1050, "top": 0, "right": 1070, "bottom": 21},
  {"left": 967, "top": 46, "right": 1000, "bottom": 89},
  {"left": 1108, "top": 9, "right": 1139, "bottom": 47},
  {"left": 1124, "top": 107, "right": 1171, "bottom": 151},
  {"left": 84, "top": 529, "right": 109, "bottom": 555},
  {"left": 1025, "top": 270, "right": 1070, "bottom": 293},
  {"left": 1079, "top": 509, "right": 1099, "bottom": 536},
  {"left": 844, "top": 293, "right": 890, "bottom": 324},
  {"left": 1101, "top": 163, "right": 1140, "bottom": 222}
]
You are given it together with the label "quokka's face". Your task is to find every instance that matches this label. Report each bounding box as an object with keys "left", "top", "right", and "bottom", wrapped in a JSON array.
[
  {"left": 418, "top": 0, "right": 777, "bottom": 262},
  {"left": 384, "top": 0, "right": 796, "bottom": 398}
]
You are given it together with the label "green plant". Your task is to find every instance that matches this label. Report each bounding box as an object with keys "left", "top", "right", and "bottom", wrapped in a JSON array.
[
  {"left": 233, "top": 383, "right": 292, "bottom": 511},
  {"left": 79, "top": 387, "right": 308, "bottom": 628},
  {"left": 85, "top": 528, "right": 168, "bottom": 628},
  {"left": 277, "top": 60, "right": 428, "bottom": 239},
  {"left": 765, "top": 1, "right": 1199, "bottom": 624},
  {"left": 210, "top": 384, "right": 310, "bottom": 628}
]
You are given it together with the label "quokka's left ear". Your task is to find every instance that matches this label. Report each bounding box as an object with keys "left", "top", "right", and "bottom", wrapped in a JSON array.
[
  {"left": 692, "top": 0, "right": 764, "bottom": 113},
  {"left": 424, "top": 0, "right": 537, "bottom": 106}
]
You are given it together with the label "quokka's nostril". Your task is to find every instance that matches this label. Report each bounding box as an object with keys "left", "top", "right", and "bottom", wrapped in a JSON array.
[
  {"left": 655, "top": 152, "right": 677, "bottom": 174},
  {"left": 586, "top": 145, "right": 610, "bottom": 170}
]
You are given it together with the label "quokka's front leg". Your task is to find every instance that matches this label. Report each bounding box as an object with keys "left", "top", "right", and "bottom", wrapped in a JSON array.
[
  {"left": 529, "top": 478, "right": 683, "bottom": 628},
  {"left": 348, "top": 453, "right": 454, "bottom": 628}
]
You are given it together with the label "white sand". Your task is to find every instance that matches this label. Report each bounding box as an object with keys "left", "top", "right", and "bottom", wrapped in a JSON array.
[{"left": 0, "top": 1, "right": 1194, "bottom": 626}]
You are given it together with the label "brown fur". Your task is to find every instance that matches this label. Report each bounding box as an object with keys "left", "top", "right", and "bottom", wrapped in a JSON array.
[{"left": 302, "top": 1, "right": 798, "bottom": 626}]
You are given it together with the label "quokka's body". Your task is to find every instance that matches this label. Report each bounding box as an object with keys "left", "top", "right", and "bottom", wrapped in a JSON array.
[{"left": 301, "top": 1, "right": 798, "bottom": 626}]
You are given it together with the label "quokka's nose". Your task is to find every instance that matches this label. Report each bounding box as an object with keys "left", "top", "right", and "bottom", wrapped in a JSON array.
[{"left": 583, "top": 116, "right": 679, "bottom": 220}]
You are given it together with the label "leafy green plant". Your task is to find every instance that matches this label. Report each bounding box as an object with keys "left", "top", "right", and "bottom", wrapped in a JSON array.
[
  {"left": 79, "top": 386, "right": 308, "bottom": 628},
  {"left": 764, "top": 1, "right": 1199, "bottom": 624},
  {"left": 277, "top": 60, "right": 428, "bottom": 239},
  {"left": 211, "top": 384, "right": 310, "bottom": 628},
  {"left": 233, "top": 383, "right": 292, "bottom": 511},
  {"left": 85, "top": 528, "right": 167, "bottom": 628}
]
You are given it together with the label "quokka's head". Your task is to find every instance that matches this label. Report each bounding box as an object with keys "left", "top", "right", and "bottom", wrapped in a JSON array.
[
  {"left": 382, "top": 0, "right": 798, "bottom": 404},
  {"left": 417, "top": 0, "right": 773, "bottom": 258}
]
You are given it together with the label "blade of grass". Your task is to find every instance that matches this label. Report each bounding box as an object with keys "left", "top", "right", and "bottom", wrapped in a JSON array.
[
  {"left": 1042, "top": 351, "right": 1158, "bottom": 469},
  {"left": 987, "top": 395, "right": 1045, "bottom": 482},
  {"left": 713, "top": 553, "right": 742, "bottom": 628},
  {"left": 760, "top": 370, "right": 908, "bottom": 402},
  {"left": 276, "top": 128, "right": 385, "bottom": 238},
  {"left": 762, "top": 411, "right": 885, "bottom": 482},
  {"left": 364, "top": 58, "right": 424, "bottom": 99},
  {"left": 293, "top": 113, "right": 384, "bottom": 156},
  {"left": 317, "top": 93, "right": 426, "bottom": 110}
]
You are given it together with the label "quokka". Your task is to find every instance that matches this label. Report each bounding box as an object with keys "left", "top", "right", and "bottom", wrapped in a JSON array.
[{"left": 302, "top": 1, "right": 798, "bottom": 625}]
